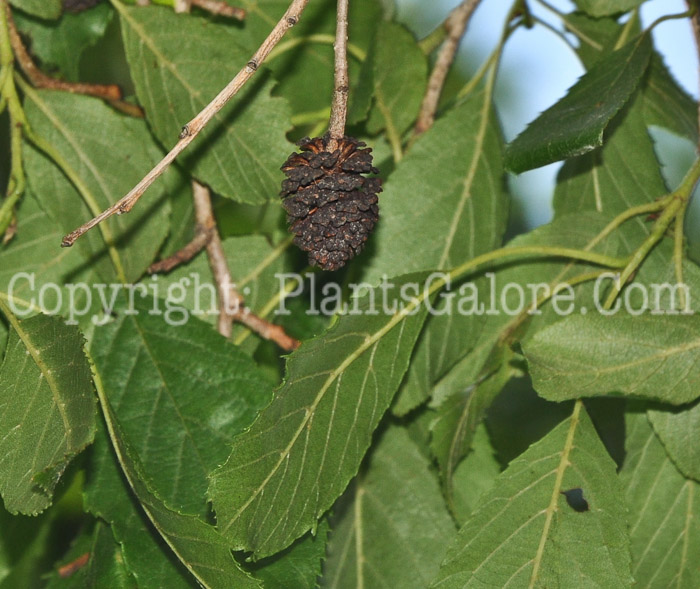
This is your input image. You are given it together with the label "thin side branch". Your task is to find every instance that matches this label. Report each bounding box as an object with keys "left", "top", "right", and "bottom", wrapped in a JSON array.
[
  {"left": 414, "top": 0, "right": 482, "bottom": 136},
  {"left": 191, "top": 0, "right": 245, "bottom": 20},
  {"left": 147, "top": 228, "right": 213, "bottom": 274},
  {"left": 192, "top": 181, "right": 299, "bottom": 350},
  {"left": 326, "top": 0, "right": 349, "bottom": 150},
  {"left": 6, "top": 6, "right": 121, "bottom": 101},
  {"left": 61, "top": 0, "right": 310, "bottom": 248}
]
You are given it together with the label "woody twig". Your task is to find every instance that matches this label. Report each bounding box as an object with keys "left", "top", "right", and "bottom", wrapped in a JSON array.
[{"left": 61, "top": 0, "right": 310, "bottom": 248}]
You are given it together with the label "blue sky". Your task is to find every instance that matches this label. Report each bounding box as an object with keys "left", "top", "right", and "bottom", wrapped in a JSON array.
[{"left": 394, "top": 0, "right": 698, "bottom": 230}]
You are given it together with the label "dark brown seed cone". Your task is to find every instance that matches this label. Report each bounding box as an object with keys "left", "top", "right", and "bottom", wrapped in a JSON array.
[
  {"left": 63, "top": 0, "right": 102, "bottom": 13},
  {"left": 280, "top": 136, "right": 381, "bottom": 271}
]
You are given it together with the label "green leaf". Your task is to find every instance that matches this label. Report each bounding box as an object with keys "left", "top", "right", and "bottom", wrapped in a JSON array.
[
  {"left": 321, "top": 426, "right": 456, "bottom": 589},
  {"left": 0, "top": 190, "right": 102, "bottom": 323},
  {"left": 362, "top": 88, "right": 507, "bottom": 282},
  {"left": 505, "top": 34, "right": 652, "bottom": 173},
  {"left": 89, "top": 388, "right": 262, "bottom": 589},
  {"left": 85, "top": 423, "right": 200, "bottom": 588},
  {"left": 23, "top": 90, "right": 170, "bottom": 283},
  {"left": 450, "top": 423, "right": 501, "bottom": 525},
  {"left": 552, "top": 90, "right": 678, "bottom": 301},
  {"left": 85, "top": 307, "right": 273, "bottom": 586},
  {"left": 45, "top": 521, "right": 137, "bottom": 589},
  {"left": 89, "top": 303, "right": 273, "bottom": 515},
  {"left": 524, "top": 313, "right": 700, "bottom": 405},
  {"left": 0, "top": 506, "right": 57, "bottom": 588},
  {"left": 248, "top": 520, "right": 330, "bottom": 589},
  {"left": 116, "top": 4, "right": 291, "bottom": 204},
  {"left": 431, "top": 404, "right": 632, "bottom": 588},
  {"left": 430, "top": 346, "right": 517, "bottom": 511},
  {"left": 209, "top": 273, "right": 433, "bottom": 557},
  {"left": 8, "top": 0, "right": 61, "bottom": 20},
  {"left": 429, "top": 211, "right": 622, "bottom": 407},
  {"left": 553, "top": 92, "right": 665, "bottom": 239},
  {"left": 359, "top": 88, "right": 507, "bottom": 414},
  {"left": 620, "top": 412, "right": 700, "bottom": 587},
  {"left": 238, "top": 0, "right": 381, "bottom": 116},
  {"left": 573, "top": 0, "right": 646, "bottom": 17},
  {"left": 643, "top": 52, "right": 699, "bottom": 144},
  {"left": 0, "top": 313, "right": 95, "bottom": 515},
  {"left": 648, "top": 401, "right": 700, "bottom": 482},
  {"left": 365, "top": 22, "right": 428, "bottom": 137},
  {"left": 14, "top": 3, "right": 113, "bottom": 81}
]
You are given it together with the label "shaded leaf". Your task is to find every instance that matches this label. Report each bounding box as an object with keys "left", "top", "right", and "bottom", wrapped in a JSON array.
[
  {"left": 365, "top": 21, "right": 427, "bottom": 137},
  {"left": 429, "top": 211, "right": 622, "bottom": 407},
  {"left": 90, "top": 390, "right": 262, "bottom": 589},
  {"left": 321, "top": 426, "right": 456, "bottom": 589},
  {"left": 209, "top": 273, "right": 433, "bottom": 557},
  {"left": 360, "top": 88, "right": 507, "bottom": 414},
  {"left": 0, "top": 506, "right": 57, "bottom": 588},
  {"left": 648, "top": 400, "right": 700, "bottom": 482},
  {"left": 450, "top": 423, "right": 501, "bottom": 525},
  {"left": 643, "top": 53, "right": 699, "bottom": 144},
  {"left": 14, "top": 3, "right": 113, "bottom": 80},
  {"left": 0, "top": 313, "right": 95, "bottom": 515},
  {"left": 85, "top": 423, "right": 200, "bottom": 589},
  {"left": 430, "top": 346, "right": 517, "bottom": 511},
  {"left": 117, "top": 3, "right": 291, "bottom": 204},
  {"left": 85, "top": 307, "right": 272, "bottom": 585},
  {"left": 23, "top": 90, "right": 170, "bottom": 283},
  {"left": 431, "top": 405, "right": 632, "bottom": 588},
  {"left": 362, "top": 88, "right": 507, "bottom": 282},
  {"left": 505, "top": 34, "right": 652, "bottom": 173},
  {"left": 8, "top": 0, "right": 61, "bottom": 20},
  {"left": 249, "top": 520, "right": 329, "bottom": 589},
  {"left": 155, "top": 235, "right": 288, "bottom": 339},
  {"left": 0, "top": 190, "right": 101, "bottom": 324},
  {"left": 621, "top": 412, "right": 700, "bottom": 587},
  {"left": 524, "top": 313, "right": 700, "bottom": 405},
  {"left": 573, "top": 0, "right": 646, "bottom": 17},
  {"left": 46, "top": 521, "right": 136, "bottom": 589},
  {"left": 238, "top": 0, "right": 381, "bottom": 116}
]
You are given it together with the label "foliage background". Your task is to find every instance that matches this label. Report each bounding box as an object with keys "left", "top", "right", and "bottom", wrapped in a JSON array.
[{"left": 1, "top": 0, "right": 700, "bottom": 587}]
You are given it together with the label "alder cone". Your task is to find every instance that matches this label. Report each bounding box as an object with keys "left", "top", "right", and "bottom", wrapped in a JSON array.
[
  {"left": 280, "top": 136, "right": 381, "bottom": 271},
  {"left": 63, "top": 0, "right": 102, "bottom": 13}
]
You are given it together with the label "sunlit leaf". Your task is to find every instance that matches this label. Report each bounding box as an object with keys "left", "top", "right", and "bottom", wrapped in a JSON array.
[
  {"left": 621, "top": 412, "right": 700, "bottom": 587},
  {"left": 365, "top": 21, "right": 428, "bottom": 137},
  {"left": 361, "top": 88, "right": 508, "bottom": 414},
  {"left": 524, "top": 313, "right": 700, "bottom": 405},
  {"left": 0, "top": 191, "right": 101, "bottom": 323},
  {"left": 209, "top": 273, "right": 433, "bottom": 557},
  {"left": 431, "top": 405, "right": 632, "bottom": 588},
  {"left": 89, "top": 303, "right": 273, "bottom": 514}
]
